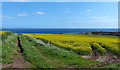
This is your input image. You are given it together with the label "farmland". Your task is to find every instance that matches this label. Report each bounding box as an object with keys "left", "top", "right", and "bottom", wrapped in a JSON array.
[
  {"left": 1, "top": 31, "right": 120, "bottom": 68},
  {"left": 1, "top": 31, "right": 99, "bottom": 68},
  {"left": 23, "top": 33, "right": 119, "bottom": 56}
]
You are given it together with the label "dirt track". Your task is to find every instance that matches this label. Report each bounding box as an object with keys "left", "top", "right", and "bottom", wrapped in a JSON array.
[{"left": 2, "top": 37, "right": 33, "bottom": 68}]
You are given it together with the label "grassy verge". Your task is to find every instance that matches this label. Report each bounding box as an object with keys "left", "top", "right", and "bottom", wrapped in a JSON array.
[
  {"left": 19, "top": 35, "right": 100, "bottom": 68},
  {"left": 103, "top": 64, "right": 120, "bottom": 68},
  {"left": 2, "top": 33, "right": 19, "bottom": 64}
]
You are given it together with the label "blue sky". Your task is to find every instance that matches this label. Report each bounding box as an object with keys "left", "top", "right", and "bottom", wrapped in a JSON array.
[
  {"left": 2, "top": 2, "right": 118, "bottom": 28},
  {"left": 2, "top": 0, "right": 120, "bottom": 2}
]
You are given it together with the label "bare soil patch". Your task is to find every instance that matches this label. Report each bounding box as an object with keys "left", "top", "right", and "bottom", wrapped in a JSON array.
[
  {"left": 81, "top": 51, "right": 120, "bottom": 67},
  {"left": 2, "top": 50, "right": 33, "bottom": 68},
  {"left": 2, "top": 37, "right": 33, "bottom": 68}
]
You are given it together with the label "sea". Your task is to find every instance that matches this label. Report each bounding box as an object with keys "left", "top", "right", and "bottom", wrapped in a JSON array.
[{"left": 1, "top": 28, "right": 119, "bottom": 34}]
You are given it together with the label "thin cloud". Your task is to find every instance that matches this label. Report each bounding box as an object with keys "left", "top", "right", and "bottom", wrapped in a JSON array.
[
  {"left": 69, "top": 16, "right": 117, "bottom": 24},
  {"left": 57, "top": 1, "right": 65, "bottom": 2},
  {"left": 3, "top": 0, "right": 29, "bottom": 2},
  {"left": 0, "top": 15, "right": 14, "bottom": 19},
  {"left": 64, "top": 8, "right": 70, "bottom": 13},
  {"left": 36, "top": 12, "right": 45, "bottom": 14},
  {"left": 64, "top": 10, "right": 70, "bottom": 13},
  {"left": 3, "top": 0, "right": 119, "bottom": 2},
  {"left": 87, "top": 13, "right": 92, "bottom": 15},
  {"left": 69, "top": 16, "right": 82, "bottom": 23},
  {"left": 86, "top": 9, "right": 92, "bottom": 12},
  {"left": 86, "top": 9, "right": 93, "bottom": 15},
  {"left": 39, "top": 8, "right": 44, "bottom": 10},
  {"left": 17, "top": 13, "right": 28, "bottom": 16},
  {"left": 91, "top": 16, "right": 117, "bottom": 23}
]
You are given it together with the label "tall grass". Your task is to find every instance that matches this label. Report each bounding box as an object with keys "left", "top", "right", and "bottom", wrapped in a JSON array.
[
  {"left": 2, "top": 33, "right": 18, "bottom": 64},
  {"left": 19, "top": 35, "right": 100, "bottom": 68}
]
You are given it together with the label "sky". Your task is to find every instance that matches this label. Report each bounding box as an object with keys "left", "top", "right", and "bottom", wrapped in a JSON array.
[
  {"left": 2, "top": 2, "right": 118, "bottom": 28},
  {"left": 2, "top": 0, "right": 120, "bottom": 2}
]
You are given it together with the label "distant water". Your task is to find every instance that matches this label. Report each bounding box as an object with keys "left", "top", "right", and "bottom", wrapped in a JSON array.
[{"left": 1, "top": 28, "right": 119, "bottom": 34}]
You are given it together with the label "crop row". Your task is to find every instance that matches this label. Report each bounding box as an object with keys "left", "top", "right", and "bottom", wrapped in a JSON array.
[
  {"left": 23, "top": 34, "right": 119, "bottom": 56},
  {"left": 19, "top": 35, "right": 99, "bottom": 68}
]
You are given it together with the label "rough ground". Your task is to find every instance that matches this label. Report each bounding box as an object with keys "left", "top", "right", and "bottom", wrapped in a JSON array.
[
  {"left": 2, "top": 37, "right": 34, "bottom": 68},
  {"left": 2, "top": 35, "right": 120, "bottom": 68},
  {"left": 81, "top": 51, "right": 120, "bottom": 67},
  {"left": 2, "top": 50, "right": 33, "bottom": 68}
]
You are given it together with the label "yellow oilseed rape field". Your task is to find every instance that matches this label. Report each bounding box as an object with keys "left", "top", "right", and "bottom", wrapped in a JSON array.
[
  {"left": 23, "top": 33, "right": 119, "bottom": 56},
  {"left": 0, "top": 31, "right": 10, "bottom": 34}
]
